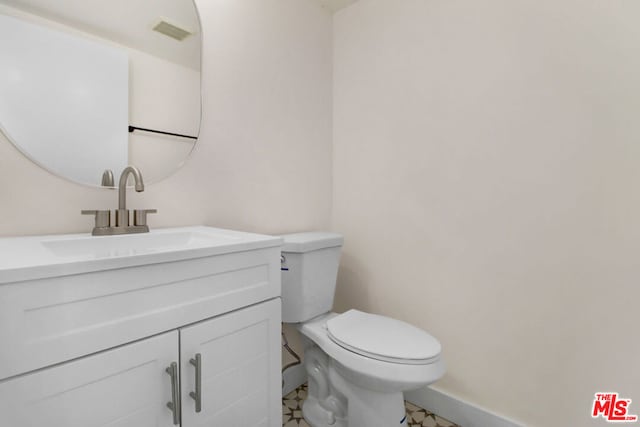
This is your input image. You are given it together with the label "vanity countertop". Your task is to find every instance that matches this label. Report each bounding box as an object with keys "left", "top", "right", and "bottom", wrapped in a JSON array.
[{"left": 0, "top": 226, "right": 282, "bottom": 284}]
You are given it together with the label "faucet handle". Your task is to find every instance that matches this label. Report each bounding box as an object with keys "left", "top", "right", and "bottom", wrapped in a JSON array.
[
  {"left": 101, "top": 169, "right": 115, "bottom": 187},
  {"left": 134, "top": 209, "right": 157, "bottom": 227},
  {"left": 81, "top": 210, "right": 111, "bottom": 229}
]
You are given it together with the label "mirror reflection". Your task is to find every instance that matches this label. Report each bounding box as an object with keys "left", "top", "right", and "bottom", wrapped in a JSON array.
[{"left": 0, "top": 0, "right": 201, "bottom": 187}]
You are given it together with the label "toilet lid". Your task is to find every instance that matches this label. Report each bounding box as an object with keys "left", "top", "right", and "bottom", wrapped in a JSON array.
[{"left": 326, "top": 310, "right": 441, "bottom": 365}]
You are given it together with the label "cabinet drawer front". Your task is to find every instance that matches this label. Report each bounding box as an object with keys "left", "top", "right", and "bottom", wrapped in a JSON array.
[
  {"left": 0, "top": 331, "right": 179, "bottom": 427},
  {"left": 0, "top": 247, "right": 280, "bottom": 379},
  {"left": 180, "top": 299, "right": 282, "bottom": 427}
]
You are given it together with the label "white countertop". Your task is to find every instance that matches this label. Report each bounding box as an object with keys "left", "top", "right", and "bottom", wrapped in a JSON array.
[{"left": 0, "top": 226, "right": 282, "bottom": 284}]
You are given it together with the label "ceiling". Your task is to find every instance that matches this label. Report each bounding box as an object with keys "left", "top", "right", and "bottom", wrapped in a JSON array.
[
  {"left": 0, "top": 0, "right": 360, "bottom": 69},
  {"left": 316, "top": 0, "right": 360, "bottom": 13},
  {"left": 0, "top": 0, "right": 200, "bottom": 70}
]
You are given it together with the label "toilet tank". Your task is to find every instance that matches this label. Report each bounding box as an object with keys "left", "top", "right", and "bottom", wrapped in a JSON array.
[{"left": 280, "top": 232, "right": 344, "bottom": 323}]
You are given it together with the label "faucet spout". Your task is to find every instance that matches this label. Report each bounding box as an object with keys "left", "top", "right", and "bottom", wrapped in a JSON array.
[
  {"left": 82, "top": 166, "right": 156, "bottom": 235},
  {"left": 118, "top": 166, "right": 144, "bottom": 210}
]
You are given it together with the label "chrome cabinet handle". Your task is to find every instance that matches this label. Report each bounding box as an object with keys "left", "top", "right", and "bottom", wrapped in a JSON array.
[
  {"left": 189, "top": 353, "right": 202, "bottom": 413},
  {"left": 166, "top": 362, "right": 181, "bottom": 425}
]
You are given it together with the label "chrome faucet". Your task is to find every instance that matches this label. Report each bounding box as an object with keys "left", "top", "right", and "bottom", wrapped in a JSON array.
[
  {"left": 82, "top": 166, "right": 157, "bottom": 236},
  {"left": 117, "top": 166, "right": 145, "bottom": 226}
]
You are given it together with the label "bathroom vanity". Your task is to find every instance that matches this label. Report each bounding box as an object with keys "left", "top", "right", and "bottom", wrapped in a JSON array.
[{"left": 0, "top": 227, "right": 282, "bottom": 426}]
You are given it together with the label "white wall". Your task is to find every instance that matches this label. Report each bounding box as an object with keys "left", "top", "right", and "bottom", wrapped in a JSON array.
[
  {"left": 332, "top": 1, "right": 640, "bottom": 426},
  {"left": 0, "top": 0, "right": 333, "bottom": 236}
]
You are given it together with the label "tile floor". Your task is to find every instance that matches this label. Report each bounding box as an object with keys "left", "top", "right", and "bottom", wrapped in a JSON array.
[{"left": 282, "top": 384, "right": 459, "bottom": 427}]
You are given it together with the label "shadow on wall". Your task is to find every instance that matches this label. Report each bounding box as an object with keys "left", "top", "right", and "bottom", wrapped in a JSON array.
[{"left": 333, "top": 250, "right": 374, "bottom": 314}]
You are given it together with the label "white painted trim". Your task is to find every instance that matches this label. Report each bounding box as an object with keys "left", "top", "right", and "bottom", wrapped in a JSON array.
[
  {"left": 282, "top": 364, "right": 307, "bottom": 396},
  {"left": 405, "top": 386, "right": 525, "bottom": 427}
]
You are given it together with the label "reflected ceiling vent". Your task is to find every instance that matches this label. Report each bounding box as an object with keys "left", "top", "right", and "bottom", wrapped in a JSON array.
[{"left": 152, "top": 18, "right": 193, "bottom": 41}]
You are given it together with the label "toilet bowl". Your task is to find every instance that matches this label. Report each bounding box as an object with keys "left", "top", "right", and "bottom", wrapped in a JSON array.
[
  {"left": 280, "top": 232, "right": 445, "bottom": 427},
  {"left": 296, "top": 312, "right": 444, "bottom": 427}
]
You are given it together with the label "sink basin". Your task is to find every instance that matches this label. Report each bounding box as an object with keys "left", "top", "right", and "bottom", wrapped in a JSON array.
[{"left": 0, "top": 226, "right": 281, "bottom": 283}]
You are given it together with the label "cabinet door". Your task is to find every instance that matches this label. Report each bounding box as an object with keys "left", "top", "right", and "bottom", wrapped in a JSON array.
[
  {"left": 180, "top": 299, "right": 281, "bottom": 427},
  {"left": 0, "top": 331, "right": 179, "bottom": 427}
]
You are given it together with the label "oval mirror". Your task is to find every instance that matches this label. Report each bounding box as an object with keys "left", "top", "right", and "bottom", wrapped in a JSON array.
[{"left": 0, "top": 0, "right": 201, "bottom": 187}]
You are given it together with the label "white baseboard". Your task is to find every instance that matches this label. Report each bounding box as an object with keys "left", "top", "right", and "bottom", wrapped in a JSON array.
[
  {"left": 282, "top": 364, "right": 307, "bottom": 396},
  {"left": 405, "top": 386, "right": 524, "bottom": 427}
]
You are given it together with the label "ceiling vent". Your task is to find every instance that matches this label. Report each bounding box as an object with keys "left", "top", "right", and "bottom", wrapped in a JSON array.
[{"left": 152, "top": 18, "right": 193, "bottom": 41}]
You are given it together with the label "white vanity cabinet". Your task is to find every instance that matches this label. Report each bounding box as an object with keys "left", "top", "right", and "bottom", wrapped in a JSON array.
[
  {"left": 0, "top": 330, "right": 179, "bottom": 427},
  {"left": 180, "top": 299, "right": 281, "bottom": 426},
  {"left": 0, "top": 299, "right": 281, "bottom": 427},
  {"left": 0, "top": 227, "right": 283, "bottom": 427}
]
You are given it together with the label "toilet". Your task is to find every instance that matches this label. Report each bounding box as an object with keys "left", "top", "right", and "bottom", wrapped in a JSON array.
[{"left": 281, "top": 232, "right": 445, "bottom": 427}]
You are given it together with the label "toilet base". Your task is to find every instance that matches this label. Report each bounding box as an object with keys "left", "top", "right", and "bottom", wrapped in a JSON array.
[
  {"left": 302, "top": 395, "right": 347, "bottom": 427},
  {"left": 302, "top": 344, "right": 409, "bottom": 427}
]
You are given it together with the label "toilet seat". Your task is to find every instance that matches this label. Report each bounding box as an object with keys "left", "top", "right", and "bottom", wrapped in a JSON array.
[
  {"left": 299, "top": 312, "right": 445, "bottom": 391},
  {"left": 326, "top": 310, "right": 441, "bottom": 365}
]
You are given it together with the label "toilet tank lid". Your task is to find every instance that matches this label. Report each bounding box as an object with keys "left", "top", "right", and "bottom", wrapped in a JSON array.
[{"left": 281, "top": 232, "right": 343, "bottom": 253}]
